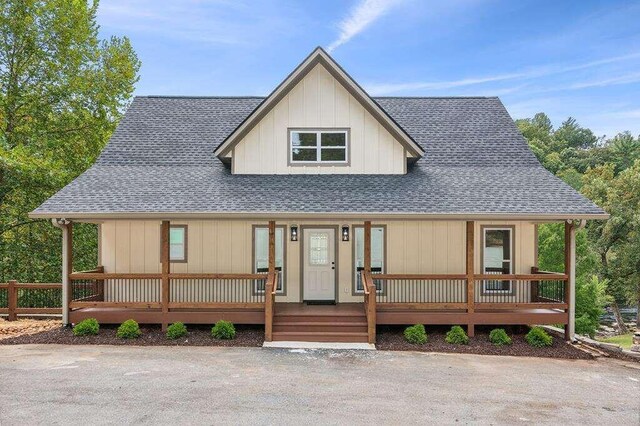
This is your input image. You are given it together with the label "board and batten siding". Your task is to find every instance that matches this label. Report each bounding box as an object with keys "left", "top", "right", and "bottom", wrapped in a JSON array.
[
  {"left": 99, "top": 219, "right": 537, "bottom": 304},
  {"left": 231, "top": 63, "right": 407, "bottom": 174}
]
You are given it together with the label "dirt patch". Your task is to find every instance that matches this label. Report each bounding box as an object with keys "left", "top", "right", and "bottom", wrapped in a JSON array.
[
  {"left": 376, "top": 325, "right": 594, "bottom": 360},
  {"left": 0, "top": 323, "right": 264, "bottom": 347},
  {"left": 0, "top": 318, "right": 62, "bottom": 340}
]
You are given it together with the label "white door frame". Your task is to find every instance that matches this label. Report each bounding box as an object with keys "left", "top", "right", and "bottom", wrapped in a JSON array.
[{"left": 300, "top": 226, "right": 338, "bottom": 302}]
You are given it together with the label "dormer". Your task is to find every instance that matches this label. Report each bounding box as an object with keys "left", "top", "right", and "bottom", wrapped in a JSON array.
[{"left": 214, "top": 47, "right": 424, "bottom": 174}]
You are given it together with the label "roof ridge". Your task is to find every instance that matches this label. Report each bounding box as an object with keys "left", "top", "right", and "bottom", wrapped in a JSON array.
[
  {"left": 135, "top": 95, "right": 500, "bottom": 100},
  {"left": 139, "top": 95, "right": 267, "bottom": 99},
  {"left": 373, "top": 96, "right": 498, "bottom": 99}
]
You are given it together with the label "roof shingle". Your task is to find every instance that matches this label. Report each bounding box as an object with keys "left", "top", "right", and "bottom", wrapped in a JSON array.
[{"left": 32, "top": 96, "right": 606, "bottom": 218}]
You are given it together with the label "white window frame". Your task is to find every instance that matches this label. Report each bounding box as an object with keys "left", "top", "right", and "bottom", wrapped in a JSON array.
[
  {"left": 353, "top": 226, "right": 385, "bottom": 294},
  {"left": 482, "top": 227, "right": 513, "bottom": 294},
  {"left": 253, "top": 226, "right": 285, "bottom": 294},
  {"left": 169, "top": 225, "right": 187, "bottom": 263},
  {"left": 289, "top": 129, "right": 349, "bottom": 165}
]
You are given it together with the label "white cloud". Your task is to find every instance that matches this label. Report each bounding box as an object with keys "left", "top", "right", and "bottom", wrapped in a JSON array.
[
  {"left": 365, "top": 52, "right": 640, "bottom": 95},
  {"left": 568, "top": 72, "right": 640, "bottom": 90},
  {"left": 97, "top": 1, "right": 299, "bottom": 46},
  {"left": 326, "top": 0, "right": 402, "bottom": 53}
]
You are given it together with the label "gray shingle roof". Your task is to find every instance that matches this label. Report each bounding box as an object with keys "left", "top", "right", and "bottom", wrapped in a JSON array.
[{"left": 32, "top": 96, "right": 606, "bottom": 218}]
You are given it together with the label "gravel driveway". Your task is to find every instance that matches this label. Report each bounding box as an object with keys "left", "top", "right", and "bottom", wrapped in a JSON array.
[{"left": 0, "top": 345, "right": 638, "bottom": 425}]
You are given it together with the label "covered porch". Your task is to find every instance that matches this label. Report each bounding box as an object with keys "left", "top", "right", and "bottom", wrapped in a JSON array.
[{"left": 59, "top": 220, "right": 576, "bottom": 344}]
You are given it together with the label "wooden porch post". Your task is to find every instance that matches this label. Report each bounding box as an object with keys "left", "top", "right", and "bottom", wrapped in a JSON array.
[
  {"left": 363, "top": 221, "right": 376, "bottom": 344},
  {"left": 161, "top": 220, "right": 170, "bottom": 331},
  {"left": 56, "top": 221, "right": 74, "bottom": 326},
  {"left": 466, "top": 221, "right": 475, "bottom": 337},
  {"left": 364, "top": 221, "right": 371, "bottom": 274},
  {"left": 265, "top": 220, "right": 276, "bottom": 342},
  {"left": 7, "top": 280, "right": 17, "bottom": 321},
  {"left": 564, "top": 221, "right": 575, "bottom": 341}
]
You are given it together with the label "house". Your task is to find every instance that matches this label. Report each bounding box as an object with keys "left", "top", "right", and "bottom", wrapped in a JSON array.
[{"left": 31, "top": 47, "right": 607, "bottom": 344}]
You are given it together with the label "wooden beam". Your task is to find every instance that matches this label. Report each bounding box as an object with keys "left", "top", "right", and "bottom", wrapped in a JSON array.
[
  {"left": 7, "top": 280, "right": 17, "bottom": 321},
  {"left": 265, "top": 220, "right": 276, "bottom": 342},
  {"left": 374, "top": 274, "right": 467, "bottom": 280},
  {"left": 564, "top": 221, "right": 575, "bottom": 341},
  {"left": 161, "top": 220, "right": 170, "bottom": 331},
  {"left": 268, "top": 221, "right": 276, "bottom": 275},
  {"left": 466, "top": 221, "right": 475, "bottom": 337},
  {"left": 62, "top": 221, "right": 73, "bottom": 326},
  {"left": 364, "top": 221, "right": 371, "bottom": 274}
]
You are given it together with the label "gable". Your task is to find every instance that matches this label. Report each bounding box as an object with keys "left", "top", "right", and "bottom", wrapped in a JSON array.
[
  {"left": 231, "top": 63, "right": 408, "bottom": 174},
  {"left": 215, "top": 47, "right": 423, "bottom": 175}
]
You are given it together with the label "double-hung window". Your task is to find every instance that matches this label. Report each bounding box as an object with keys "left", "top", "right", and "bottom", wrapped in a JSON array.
[
  {"left": 354, "top": 226, "right": 385, "bottom": 293},
  {"left": 290, "top": 129, "right": 348, "bottom": 164},
  {"left": 482, "top": 227, "right": 513, "bottom": 293},
  {"left": 253, "top": 226, "right": 285, "bottom": 293}
]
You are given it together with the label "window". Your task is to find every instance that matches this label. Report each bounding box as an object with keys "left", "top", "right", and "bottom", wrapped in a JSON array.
[
  {"left": 290, "top": 129, "right": 348, "bottom": 164},
  {"left": 253, "top": 226, "right": 285, "bottom": 293},
  {"left": 482, "top": 227, "right": 514, "bottom": 293},
  {"left": 169, "top": 225, "right": 187, "bottom": 262},
  {"left": 353, "top": 226, "right": 385, "bottom": 293}
]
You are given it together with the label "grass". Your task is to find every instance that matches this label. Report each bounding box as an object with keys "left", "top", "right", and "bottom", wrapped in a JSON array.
[{"left": 597, "top": 333, "right": 634, "bottom": 349}]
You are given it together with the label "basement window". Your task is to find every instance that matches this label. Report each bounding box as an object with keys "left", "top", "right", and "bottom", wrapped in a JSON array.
[{"left": 289, "top": 129, "right": 348, "bottom": 164}]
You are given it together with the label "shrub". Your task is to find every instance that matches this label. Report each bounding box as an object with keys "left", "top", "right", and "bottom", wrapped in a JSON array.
[
  {"left": 73, "top": 318, "right": 99, "bottom": 336},
  {"left": 525, "top": 326, "right": 553, "bottom": 347},
  {"left": 445, "top": 325, "right": 469, "bottom": 345},
  {"left": 489, "top": 328, "right": 512, "bottom": 346},
  {"left": 166, "top": 322, "right": 188, "bottom": 340},
  {"left": 404, "top": 324, "right": 427, "bottom": 344},
  {"left": 211, "top": 320, "right": 236, "bottom": 339},
  {"left": 116, "top": 319, "right": 142, "bottom": 339}
]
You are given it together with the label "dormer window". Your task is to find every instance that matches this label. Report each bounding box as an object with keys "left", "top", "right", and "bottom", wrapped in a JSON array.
[{"left": 289, "top": 129, "right": 349, "bottom": 165}]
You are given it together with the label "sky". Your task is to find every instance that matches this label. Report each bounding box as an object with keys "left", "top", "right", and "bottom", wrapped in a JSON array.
[{"left": 97, "top": 0, "right": 640, "bottom": 138}]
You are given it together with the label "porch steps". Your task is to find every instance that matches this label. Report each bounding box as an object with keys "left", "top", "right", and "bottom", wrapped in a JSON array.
[
  {"left": 272, "top": 304, "right": 369, "bottom": 343},
  {"left": 271, "top": 331, "right": 369, "bottom": 343}
]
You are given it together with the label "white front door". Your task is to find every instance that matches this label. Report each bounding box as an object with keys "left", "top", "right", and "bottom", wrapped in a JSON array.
[{"left": 303, "top": 228, "right": 336, "bottom": 301}]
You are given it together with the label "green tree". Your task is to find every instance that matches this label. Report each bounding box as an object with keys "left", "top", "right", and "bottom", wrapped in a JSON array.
[{"left": 0, "top": 0, "right": 140, "bottom": 282}]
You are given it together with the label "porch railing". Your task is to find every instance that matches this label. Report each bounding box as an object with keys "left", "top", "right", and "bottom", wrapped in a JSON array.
[
  {"left": 373, "top": 274, "right": 468, "bottom": 309},
  {"left": 69, "top": 271, "right": 268, "bottom": 310},
  {"left": 0, "top": 281, "right": 62, "bottom": 320},
  {"left": 369, "top": 272, "right": 567, "bottom": 310},
  {"left": 361, "top": 271, "right": 376, "bottom": 344}
]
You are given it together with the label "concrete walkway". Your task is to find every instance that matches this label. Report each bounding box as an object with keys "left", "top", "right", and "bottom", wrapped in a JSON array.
[{"left": 0, "top": 345, "right": 638, "bottom": 425}]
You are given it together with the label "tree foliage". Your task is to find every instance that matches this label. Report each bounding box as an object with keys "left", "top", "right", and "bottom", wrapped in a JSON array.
[
  {"left": 516, "top": 113, "right": 640, "bottom": 329},
  {"left": 0, "top": 0, "right": 140, "bottom": 282}
]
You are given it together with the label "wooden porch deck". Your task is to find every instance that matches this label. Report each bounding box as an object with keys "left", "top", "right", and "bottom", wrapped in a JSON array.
[{"left": 69, "top": 302, "right": 567, "bottom": 329}]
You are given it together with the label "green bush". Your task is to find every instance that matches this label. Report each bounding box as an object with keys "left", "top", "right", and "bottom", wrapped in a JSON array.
[
  {"left": 445, "top": 325, "right": 469, "bottom": 345},
  {"left": 116, "top": 319, "right": 142, "bottom": 339},
  {"left": 211, "top": 320, "right": 236, "bottom": 339},
  {"left": 404, "top": 324, "right": 427, "bottom": 344},
  {"left": 489, "top": 328, "right": 512, "bottom": 346},
  {"left": 166, "top": 322, "right": 188, "bottom": 340},
  {"left": 525, "top": 327, "right": 553, "bottom": 347},
  {"left": 73, "top": 318, "right": 99, "bottom": 336}
]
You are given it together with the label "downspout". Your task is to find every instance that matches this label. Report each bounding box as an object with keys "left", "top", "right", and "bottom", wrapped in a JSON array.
[
  {"left": 51, "top": 218, "right": 71, "bottom": 326},
  {"left": 568, "top": 219, "right": 586, "bottom": 341}
]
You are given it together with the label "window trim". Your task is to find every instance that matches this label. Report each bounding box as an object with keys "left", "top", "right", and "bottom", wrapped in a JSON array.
[
  {"left": 480, "top": 225, "right": 516, "bottom": 295},
  {"left": 288, "top": 128, "right": 350, "bottom": 166},
  {"left": 352, "top": 224, "right": 387, "bottom": 295},
  {"left": 252, "top": 225, "right": 287, "bottom": 295},
  {"left": 161, "top": 224, "right": 188, "bottom": 263}
]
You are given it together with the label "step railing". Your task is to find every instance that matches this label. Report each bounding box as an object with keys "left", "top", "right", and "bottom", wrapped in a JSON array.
[{"left": 360, "top": 270, "right": 376, "bottom": 344}]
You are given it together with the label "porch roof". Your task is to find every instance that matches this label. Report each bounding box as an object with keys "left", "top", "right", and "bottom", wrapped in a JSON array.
[{"left": 31, "top": 96, "right": 607, "bottom": 220}]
